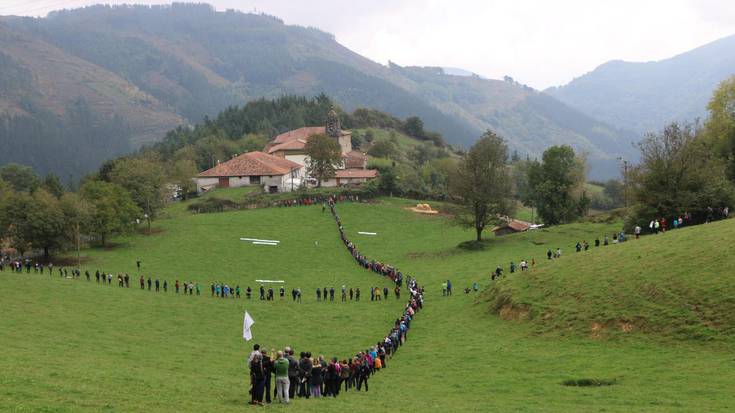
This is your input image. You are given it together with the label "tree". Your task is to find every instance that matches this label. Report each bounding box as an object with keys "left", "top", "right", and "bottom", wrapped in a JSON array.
[
  {"left": 449, "top": 131, "right": 514, "bottom": 242},
  {"left": 3, "top": 190, "right": 66, "bottom": 259},
  {"left": 527, "top": 145, "right": 588, "bottom": 225},
  {"left": 80, "top": 180, "right": 141, "bottom": 246},
  {"left": 403, "top": 116, "right": 425, "bottom": 138},
  {"left": 628, "top": 122, "right": 735, "bottom": 227},
  {"left": 304, "top": 134, "right": 343, "bottom": 187},
  {"left": 0, "top": 179, "right": 9, "bottom": 238},
  {"left": 110, "top": 158, "right": 166, "bottom": 234},
  {"left": 42, "top": 173, "right": 66, "bottom": 198},
  {"left": 59, "top": 192, "right": 92, "bottom": 266},
  {"left": 377, "top": 167, "right": 398, "bottom": 196},
  {"left": 0, "top": 163, "right": 40, "bottom": 192},
  {"left": 167, "top": 159, "right": 198, "bottom": 199},
  {"left": 367, "top": 140, "right": 398, "bottom": 159},
  {"left": 705, "top": 76, "right": 735, "bottom": 181}
]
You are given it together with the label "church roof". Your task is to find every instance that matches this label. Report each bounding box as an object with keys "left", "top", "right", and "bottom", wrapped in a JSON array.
[
  {"left": 272, "top": 127, "right": 328, "bottom": 145},
  {"left": 266, "top": 138, "right": 308, "bottom": 154},
  {"left": 197, "top": 151, "right": 302, "bottom": 178}
]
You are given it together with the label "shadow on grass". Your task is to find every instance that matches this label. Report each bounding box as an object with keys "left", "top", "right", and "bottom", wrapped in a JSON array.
[
  {"left": 457, "top": 239, "right": 495, "bottom": 251},
  {"left": 561, "top": 378, "right": 617, "bottom": 387}
]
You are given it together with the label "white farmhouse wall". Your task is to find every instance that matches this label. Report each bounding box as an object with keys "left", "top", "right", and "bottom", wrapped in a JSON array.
[{"left": 195, "top": 177, "right": 219, "bottom": 192}]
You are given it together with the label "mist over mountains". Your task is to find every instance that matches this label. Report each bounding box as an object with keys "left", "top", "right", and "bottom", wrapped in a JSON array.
[
  {"left": 4, "top": 3, "right": 729, "bottom": 180},
  {"left": 547, "top": 34, "right": 735, "bottom": 136}
]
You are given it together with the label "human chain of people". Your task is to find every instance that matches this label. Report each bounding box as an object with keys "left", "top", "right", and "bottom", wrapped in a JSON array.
[
  {"left": 0, "top": 198, "right": 424, "bottom": 406},
  {"left": 245, "top": 199, "right": 425, "bottom": 405}
]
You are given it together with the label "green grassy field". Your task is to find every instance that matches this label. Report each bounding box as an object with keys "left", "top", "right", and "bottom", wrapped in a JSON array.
[{"left": 2, "top": 196, "right": 735, "bottom": 412}]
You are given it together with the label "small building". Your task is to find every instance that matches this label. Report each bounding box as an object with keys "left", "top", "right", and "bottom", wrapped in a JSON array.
[
  {"left": 321, "top": 169, "right": 379, "bottom": 187},
  {"left": 492, "top": 219, "right": 531, "bottom": 236},
  {"left": 195, "top": 151, "right": 304, "bottom": 193}
]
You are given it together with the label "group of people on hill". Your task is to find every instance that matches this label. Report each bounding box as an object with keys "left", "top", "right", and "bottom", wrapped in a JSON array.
[
  {"left": 276, "top": 194, "right": 363, "bottom": 209},
  {"left": 642, "top": 208, "right": 729, "bottom": 235},
  {"left": 248, "top": 322, "right": 409, "bottom": 406},
  {"left": 246, "top": 198, "right": 424, "bottom": 405}
]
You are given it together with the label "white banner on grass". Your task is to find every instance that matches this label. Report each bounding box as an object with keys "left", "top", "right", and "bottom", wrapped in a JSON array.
[
  {"left": 243, "top": 311, "right": 255, "bottom": 341},
  {"left": 240, "top": 238, "right": 280, "bottom": 243},
  {"left": 358, "top": 232, "right": 377, "bottom": 235}
]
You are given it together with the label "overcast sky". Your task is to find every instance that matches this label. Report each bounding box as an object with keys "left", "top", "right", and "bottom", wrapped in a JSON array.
[{"left": 2, "top": 0, "right": 735, "bottom": 89}]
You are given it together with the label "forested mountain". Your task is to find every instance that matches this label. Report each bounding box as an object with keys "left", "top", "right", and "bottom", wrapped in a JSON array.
[
  {"left": 0, "top": 3, "right": 635, "bottom": 179},
  {"left": 547, "top": 34, "right": 735, "bottom": 135}
]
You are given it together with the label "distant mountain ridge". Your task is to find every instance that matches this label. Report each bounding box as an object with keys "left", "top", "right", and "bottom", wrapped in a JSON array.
[
  {"left": 0, "top": 3, "right": 636, "bottom": 179},
  {"left": 547, "top": 34, "right": 735, "bottom": 135}
]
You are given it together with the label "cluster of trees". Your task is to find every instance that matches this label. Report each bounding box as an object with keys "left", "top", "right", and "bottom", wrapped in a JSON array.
[
  {"left": 625, "top": 77, "right": 735, "bottom": 228},
  {"left": 0, "top": 156, "right": 178, "bottom": 260},
  {"left": 447, "top": 132, "right": 589, "bottom": 241}
]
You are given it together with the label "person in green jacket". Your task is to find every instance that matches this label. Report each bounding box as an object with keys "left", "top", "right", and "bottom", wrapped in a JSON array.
[{"left": 274, "top": 351, "right": 290, "bottom": 403}]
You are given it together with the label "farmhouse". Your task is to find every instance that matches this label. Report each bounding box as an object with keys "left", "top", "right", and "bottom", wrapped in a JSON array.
[
  {"left": 492, "top": 219, "right": 531, "bottom": 236},
  {"left": 264, "top": 109, "right": 377, "bottom": 187},
  {"left": 321, "top": 168, "right": 379, "bottom": 187},
  {"left": 195, "top": 151, "right": 304, "bottom": 193}
]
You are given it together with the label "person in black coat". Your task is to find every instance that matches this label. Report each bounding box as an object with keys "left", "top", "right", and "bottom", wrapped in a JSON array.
[{"left": 249, "top": 354, "right": 265, "bottom": 405}]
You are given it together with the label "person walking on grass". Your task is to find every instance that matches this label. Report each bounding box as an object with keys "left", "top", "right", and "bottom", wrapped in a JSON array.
[
  {"left": 355, "top": 287, "right": 361, "bottom": 301},
  {"left": 139, "top": 275, "right": 145, "bottom": 289},
  {"left": 274, "top": 351, "right": 290, "bottom": 404}
]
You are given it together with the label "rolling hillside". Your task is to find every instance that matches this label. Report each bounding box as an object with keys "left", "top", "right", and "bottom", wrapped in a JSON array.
[
  {"left": 483, "top": 218, "right": 735, "bottom": 341},
  {"left": 0, "top": 3, "right": 634, "bottom": 179},
  {"left": 547, "top": 34, "right": 735, "bottom": 135}
]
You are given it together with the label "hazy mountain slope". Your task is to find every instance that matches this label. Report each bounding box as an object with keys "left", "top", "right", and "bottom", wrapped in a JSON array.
[
  {"left": 1, "top": 3, "right": 634, "bottom": 179},
  {"left": 547, "top": 34, "right": 735, "bottom": 135}
]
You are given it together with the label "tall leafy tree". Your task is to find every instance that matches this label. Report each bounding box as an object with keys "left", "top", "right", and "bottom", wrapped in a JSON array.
[
  {"left": 304, "top": 134, "right": 343, "bottom": 187},
  {"left": 628, "top": 122, "right": 735, "bottom": 226},
  {"left": 0, "top": 178, "right": 12, "bottom": 239},
  {"left": 705, "top": 76, "right": 735, "bottom": 181},
  {"left": 110, "top": 158, "right": 166, "bottom": 234},
  {"left": 167, "top": 159, "right": 198, "bottom": 199},
  {"left": 527, "top": 145, "right": 588, "bottom": 225},
  {"left": 450, "top": 131, "right": 514, "bottom": 242},
  {"left": 42, "top": 173, "right": 66, "bottom": 198},
  {"left": 0, "top": 163, "right": 40, "bottom": 192},
  {"left": 80, "top": 180, "right": 141, "bottom": 246},
  {"left": 3, "top": 190, "right": 66, "bottom": 259}
]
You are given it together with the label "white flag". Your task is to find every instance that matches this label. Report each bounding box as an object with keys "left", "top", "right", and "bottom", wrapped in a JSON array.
[{"left": 243, "top": 311, "right": 255, "bottom": 341}]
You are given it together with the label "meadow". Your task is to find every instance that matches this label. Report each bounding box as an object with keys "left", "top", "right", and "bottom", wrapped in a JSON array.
[{"left": 2, "top": 195, "right": 735, "bottom": 412}]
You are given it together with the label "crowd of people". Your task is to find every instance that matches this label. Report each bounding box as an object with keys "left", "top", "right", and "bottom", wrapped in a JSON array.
[
  {"left": 275, "top": 194, "right": 365, "bottom": 209},
  {"left": 245, "top": 198, "right": 426, "bottom": 405},
  {"left": 0, "top": 258, "right": 407, "bottom": 307}
]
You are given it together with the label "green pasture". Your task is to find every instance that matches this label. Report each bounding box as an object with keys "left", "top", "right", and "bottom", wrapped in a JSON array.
[{"left": 2, "top": 195, "right": 734, "bottom": 412}]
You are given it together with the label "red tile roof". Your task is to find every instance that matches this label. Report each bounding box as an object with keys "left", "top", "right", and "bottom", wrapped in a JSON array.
[
  {"left": 267, "top": 126, "right": 353, "bottom": 152},
  {"left": 197, "top": 151, "right": 302, "bottom": 178},
  {"left": 335, "top": 169, "right": 378, "bottom": 179},
  {"left": 267, "top": 139, "right": 308, "bottom": 154},
  {"left": 342, "top": 150, "right": 368, "bottom": 167},
  {"left": 272, "top": 127, "right": 327, "bottom": 145}
]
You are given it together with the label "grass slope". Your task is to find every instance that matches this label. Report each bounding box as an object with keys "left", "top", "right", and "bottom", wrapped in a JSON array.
[
  {"left": 2, "top": 197, "right": 735, "bottom": 412},
  {"left": 482, "top": 218, "right": 735, "bottom": 341}
]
